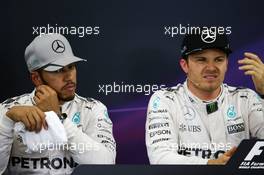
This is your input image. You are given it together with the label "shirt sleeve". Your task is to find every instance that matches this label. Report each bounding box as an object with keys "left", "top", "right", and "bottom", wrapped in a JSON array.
[
  {"left": 0, "top": 104, "right": 15, "bottom": 174},
  {"left": 248, "top": 92, "right": 264, "bottom": 139},
  {"left": 146, "top": 91, "right": 208, "bottom": 165},
  {"left": 63, "top": 102, "right": 116, "bottom": 164}
]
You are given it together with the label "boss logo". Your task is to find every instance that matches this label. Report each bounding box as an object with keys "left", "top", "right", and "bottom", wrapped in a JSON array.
[{"left": 227, "top": 123, "right": 245, "bottom": 134}]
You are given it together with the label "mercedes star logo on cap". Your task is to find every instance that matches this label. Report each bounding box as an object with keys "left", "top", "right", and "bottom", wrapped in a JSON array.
[
  {"left": 201, "top": 29, "right": 217, "bottom": 43},
  {"left": 52, "top": 40, "right": 65, "bottom": 53}
]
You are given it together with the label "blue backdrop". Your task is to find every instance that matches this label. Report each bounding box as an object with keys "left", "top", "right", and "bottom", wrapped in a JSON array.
[{"left": 1, "top": 0, "right": 264, "bottom": 164}]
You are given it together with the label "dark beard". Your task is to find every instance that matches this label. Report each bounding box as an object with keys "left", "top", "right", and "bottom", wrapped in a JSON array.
[
  {"left": 38, "top": 71, "right": 75, "bottom": 102},
  {"left": 59, "top": 95, "right": 75, "bottom": 102}
]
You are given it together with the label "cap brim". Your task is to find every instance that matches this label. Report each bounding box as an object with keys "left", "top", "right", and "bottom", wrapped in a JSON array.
[
  {"left": 183, "top": 47, "right": 232, "bottom": 57},
  {"left": 43, "top": 56, "right": 86, "bottom": 72}
]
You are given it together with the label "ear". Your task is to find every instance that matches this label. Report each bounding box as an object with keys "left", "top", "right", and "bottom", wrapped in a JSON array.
[
  {"left": 30, "top": 71, "right": 43, "bottom": 87},
  {"left": 179, "top": 58, "right": 189, "bottom": 74}
]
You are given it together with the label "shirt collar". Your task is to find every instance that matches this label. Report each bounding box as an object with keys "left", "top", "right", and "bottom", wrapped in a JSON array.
[{"left": 183, "top": 80, "right": 225, "bottom": 106}]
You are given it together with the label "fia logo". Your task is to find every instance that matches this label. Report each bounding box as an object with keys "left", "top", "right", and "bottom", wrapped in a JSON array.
[
  {"left": 244, "top": 141, "right": 264, "bottom": 161},
  {"left": 239, "top": 141, "right": 264, "bottom": 169},
  {"left": 153, "top": 97, "right": 160, "bottom": 110},
  {"left": 72, "top": 112, "right": 81, "bottom": 125},
  {"left": 227, "top": 105, "right": 236, "bottom": 119}
]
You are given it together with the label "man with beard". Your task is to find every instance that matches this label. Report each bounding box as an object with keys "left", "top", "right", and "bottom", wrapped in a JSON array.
[
  {"left": 146, "top": 31, "right": 264, "bottom": 164},
  {"left": 0, "top": 33, "right": 116, "bottom": 174}
]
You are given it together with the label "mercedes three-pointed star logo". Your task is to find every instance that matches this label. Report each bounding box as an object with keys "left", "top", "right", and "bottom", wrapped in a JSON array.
[
  {"left": 201, "top": 29, "right": 217, "bottom": 44},
  {"left": 52, "top": 40, "right": 65, "bottom": 53},
  {"left": 183, "top": 106, "right": 196, "bottom": 120}
]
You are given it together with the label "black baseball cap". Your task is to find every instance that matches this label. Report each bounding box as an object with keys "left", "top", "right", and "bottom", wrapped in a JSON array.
[{"left": 181, "top": 30, "right": 232, "bottom": 58}]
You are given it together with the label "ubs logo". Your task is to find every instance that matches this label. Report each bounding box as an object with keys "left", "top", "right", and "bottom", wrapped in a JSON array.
[{"left": 201, "top": 29, "right": 216, "bottom": 43}]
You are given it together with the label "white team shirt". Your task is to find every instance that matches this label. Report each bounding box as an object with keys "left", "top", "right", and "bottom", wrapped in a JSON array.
[
  {"left": 0, "top": 90, "right": 116, "bottom": 174},
  {"left": 146, "top": 81, "right": 264, "bottom": 164}
]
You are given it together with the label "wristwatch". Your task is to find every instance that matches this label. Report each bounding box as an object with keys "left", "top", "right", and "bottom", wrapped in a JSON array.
[{"left": 58, "top": 113, "right": 67, "bottom": 123}]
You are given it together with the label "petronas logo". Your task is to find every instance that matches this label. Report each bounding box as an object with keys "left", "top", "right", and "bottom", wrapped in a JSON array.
[
  {"left": 72, "top": 112, "right": 81, "bottom": 124},
  {"left": 227, "top": 105, "right": 236, "bottom": 119},
  {"left": 153, "top": 97, "right": 160, "bottom": 110}
]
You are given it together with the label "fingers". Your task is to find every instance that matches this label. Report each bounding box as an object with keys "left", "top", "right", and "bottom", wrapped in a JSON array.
[
  {"left": 36, "top": 85, "right": 56, "bottom": 95},
  {"left": 30, "top": 107, "right": 47, "bottom": 132},
  {"left": 244, "top": 52, "right": 263, "bottom": 64},
  {"left": 238, "top": 64, "right": 260, "bottom": 74},
  {"left": 33, "top": 96, "right": 40, "bottom": 104},
  {"left": 221, "top": 155, "right": 230, "bottom": 164},
  {"left": 239, "top": 64, "right": 256, "bottom": 71},
  {"left": 20, "top": 106, "right": 47, "bottom": 132},
  {"left": 34, "top": 85, "right": 60, "bottom": 113},
  {"left": 238, "top": 53, "right": 263, "bottom": 77},
  {"left": 35, "top": 85, "right": 58, "bottom": 103},
  {"left": 244, "top": 70, "right": 257, "bottom": 76},
  {"left": 36, "top": 85, "right": 50, "bottom": 98},
  {"left": 25, "top": 113, "right": 36, "bottom": 131},
  {"left": 26, "top": 110, "right": 43, "bottom": 132},
  {"left": 207, "top": 154, "right": 230, "bottom": 165},
  {"left": 34, "top": 90, "right": 46, "bottom": 105},
  {"left": 208, "top": 147, "right": 237, "bottom": 165},
  {"left": 35, "top": 107, "right": 48, "bottom": 130},
  {"left": 31, "top": 110, "right": 41, "bottom": 132},
  {"left": 6, "top": 106, "right": 48, "bottom": 132},
  {"left": 238, "top": 58, "right": 261, "bottom": 68},
  {"left": 239, "top": 65, "right": 261, "bottom": 76},
  {"left": 238, "top": 52, "right": 263, "bottom": 68},
  {"left": 20, "top": 115, "right": 31, "bottom": 132},
  {"left": 224, "top": 146, "right": 237, "bottom": 157}
]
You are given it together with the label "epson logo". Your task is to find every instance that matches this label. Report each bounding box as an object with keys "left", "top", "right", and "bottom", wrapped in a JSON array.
[
  {"left": 227, "top": 123, "right": 245, "bottom": 134},
  {"left": 149, "top": 130, "right": 171, "bottom": 138}
]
